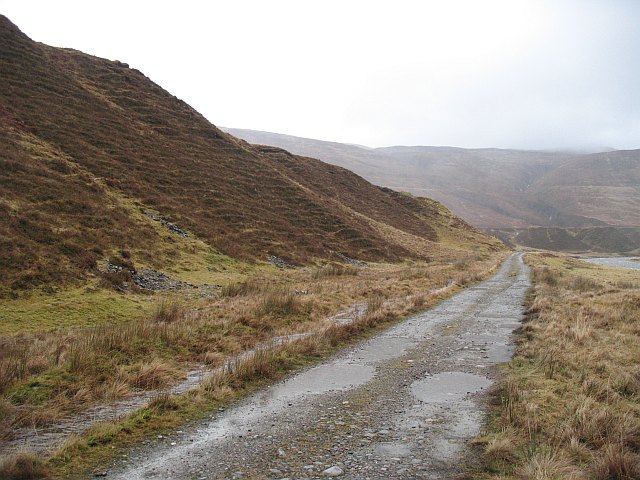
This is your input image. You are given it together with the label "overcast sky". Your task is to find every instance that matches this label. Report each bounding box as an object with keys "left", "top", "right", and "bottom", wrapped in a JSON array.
[{"left": 1, "top": 0, "right": 639, "bottom": 150}]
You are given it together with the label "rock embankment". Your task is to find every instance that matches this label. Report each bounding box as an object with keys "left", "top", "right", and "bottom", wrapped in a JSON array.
[
  {"left": 132, "top": 269, "right": 194, "bottom": 291},
  {"left": 267, "top": 255, "right": 295, "bottom": 269},
  {"left": 105, "top": 262, "right": 220, "bottom": 296}
]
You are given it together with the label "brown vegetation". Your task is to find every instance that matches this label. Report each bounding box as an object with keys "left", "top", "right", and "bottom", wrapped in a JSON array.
[
  {"left": 227, "top": 128, "right": 640, "bottom": 230},
  {"left": 0, "top": 452, "right": 52, "bottom": 479},
  {"left": 51, "top": 260, "right": 503, "bottom": 477},
  {"left": 0, "top": 14, "right": 509, "bottom": 478},
  {"left": 477, "top": 254, "right": 640, "bottom": 479}
]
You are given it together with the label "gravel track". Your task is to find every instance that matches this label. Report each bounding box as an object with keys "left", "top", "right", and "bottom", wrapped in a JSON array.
[{"left": 108, "top": 253, "right": 529, "bottom": 479}]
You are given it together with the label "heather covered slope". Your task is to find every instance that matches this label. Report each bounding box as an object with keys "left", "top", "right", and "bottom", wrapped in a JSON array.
[{"left": 0, "top": 16, "right": 499, "bottom": 296}]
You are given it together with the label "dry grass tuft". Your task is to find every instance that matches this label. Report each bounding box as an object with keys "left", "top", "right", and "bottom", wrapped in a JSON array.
[
  {"left": 220, "top": 280, "right": 263, "bottom": 297},
  {"left": 132, "top": 359, "right": 178, "bottom": 390},
  {"left": 537, "top": 266, "right": 560, "bottom": 286},
  {"left": 148, "top": 392, "right": 179, "bottom": 412},
  {"left": 570, "top": 311, "right": 592, "bottom": 343},
  {"left": 484, "top": 434, "right": 518, "bottom": 464},
  {"left": 521, "top": 449, "right": 578, "bottom": 479},
  {"left": 0, "top": 247, "right": 505, "bottom": 471},
  {"left": 589, "top": 443, "right": 640, "bottom": 480},
  {"left": 151, "top": 298, "right": 185, "bottom": 323},
  {"left": 365, "top": 294, "right": 385, "bottom": 316},
  {"left": 254, "top": 292, "right": 303, "bottom": 318},
  {"left": 312, "top": 263, "right": 359, "bottom": 278},
  {"left": 0, "top": 452, "right": 52, "bottom": 479},
  {"left": 569, "top": 275, "right": 602, "bottom": 292}
]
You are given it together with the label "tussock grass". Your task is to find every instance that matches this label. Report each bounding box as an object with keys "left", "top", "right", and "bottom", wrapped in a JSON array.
[
  {"left": 0, "top": 452, "right": 52, "bottom": 479},
  {"left": 148, "top": 392, "right": 179, "bottom": 412},
  {"left": 569, "top": 275, "right": 602, "bottom": 292},
  {"left": 254, "top": 291, "right": 304, "bottom": 318},
  {"left": 220, "top": 280, "right": 263, "bottom": 297},
  {"left": 478, "top": 253, "right": 640, "bottom": 479},
  {"left": 151, "top": 298, "right": 185, "bottom": 323},
  {"left": 365, "top": 294, "right": 385, "bottom": 316},
  {"left": 132, "top": 359, "right": 178, "bottom": 390},
  {"left": 312, "top": 263, "right": 359, "bottom": 279}
]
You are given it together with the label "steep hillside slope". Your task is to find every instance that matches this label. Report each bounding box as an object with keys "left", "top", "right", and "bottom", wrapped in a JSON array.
[
  {"left": 0, "top": 16, "right": 499, "bottom": 297},
  {"left": 527, "top": 149, "right": 640, "bottom": 226},
  {"left": 225, "top": 128, "right": 640, "bottom": 230}
]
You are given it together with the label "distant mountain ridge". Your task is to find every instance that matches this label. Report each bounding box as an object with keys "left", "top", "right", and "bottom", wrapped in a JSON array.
[{"left": 225, "top": 128, "right": 640, "bottom": 230}]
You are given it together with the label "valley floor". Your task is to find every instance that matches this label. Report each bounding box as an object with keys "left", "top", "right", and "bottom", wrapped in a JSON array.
[
  {"left": 0, "top": 250, "right": 506, "bottom": 477},
  {"left": 93, "top": 254, "right": 530, "bottom": 479}
]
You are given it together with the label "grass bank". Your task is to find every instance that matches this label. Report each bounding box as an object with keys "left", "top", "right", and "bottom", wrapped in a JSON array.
[
  {"left": 476, "top": 253, "right": 640, "bottom": 479},
  {"left": 0, "top": 250, "right": 507, "bottom": 478}
]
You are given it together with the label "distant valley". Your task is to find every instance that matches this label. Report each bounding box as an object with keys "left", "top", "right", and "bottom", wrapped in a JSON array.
[{"left": 226, "top": 128, "right": 640, "bottom": 253}]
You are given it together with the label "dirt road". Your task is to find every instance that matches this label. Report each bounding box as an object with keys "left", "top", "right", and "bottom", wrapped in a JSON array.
[{"left": 110, "top": 253, "right": 529, "bottom": 479}]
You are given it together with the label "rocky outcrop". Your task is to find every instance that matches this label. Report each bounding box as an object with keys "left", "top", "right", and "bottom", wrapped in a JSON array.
[
  {"left": 335, "top": 252, "right": 368, "bottom": 267},
  {"left": 144, "top": 210, "right": 189, "bottom": 237},
  {"left": 267, "top": 255, "right": 295, "bottom": 269}
]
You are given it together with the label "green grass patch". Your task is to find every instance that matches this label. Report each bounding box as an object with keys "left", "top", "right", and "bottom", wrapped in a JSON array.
[{"left": 0, "top": 284, "right": 152, "bottom": 334}]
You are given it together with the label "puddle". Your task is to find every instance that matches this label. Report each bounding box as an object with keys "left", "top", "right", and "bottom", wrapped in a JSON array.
[
  {"left": 266, "top": 362, "right": 375, "bottom": 397},
  {"left": 411, "top": 372, "right": 492, "bottom": 403},
  {"left": 6, "top": 269, "right": 468, "bottom": 457},
  {"left": 351, "top": 335, "right": 416, "bottom": 362}
]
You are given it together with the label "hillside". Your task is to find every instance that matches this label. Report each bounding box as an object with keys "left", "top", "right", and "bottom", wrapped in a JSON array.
[
  {"left": 526, "top": 149, "right": 640, "bottom": 227},
  {"left": 489, "top": 226, "right": 640, "bottom": 254},
  {"left": 225, "top": 128, "right": 640, "bottom": 230},
  {"left": 0, "top": 16, "right": 499, "bottom": 298}
]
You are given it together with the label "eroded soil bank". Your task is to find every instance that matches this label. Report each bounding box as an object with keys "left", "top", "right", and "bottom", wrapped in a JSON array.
[{"left": 109, "top": 253, "right": 530, "bottom": 479}]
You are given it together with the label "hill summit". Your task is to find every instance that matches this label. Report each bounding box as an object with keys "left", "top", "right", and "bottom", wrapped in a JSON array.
[{"left": 0, "top": 16, "right": 499, "bottom": 297}]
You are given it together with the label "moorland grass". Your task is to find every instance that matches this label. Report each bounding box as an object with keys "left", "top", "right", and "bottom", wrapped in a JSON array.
[{"left": 476, "top": 253, "right": 640, "bottom": 479}]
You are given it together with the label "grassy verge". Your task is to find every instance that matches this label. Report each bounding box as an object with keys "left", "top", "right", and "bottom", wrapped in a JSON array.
[
  {"left": 0, "top": 250, "right": 507, "bottom": 478},
  {"left": 475, "top": 253, "right": 640, "bottom": 479}
]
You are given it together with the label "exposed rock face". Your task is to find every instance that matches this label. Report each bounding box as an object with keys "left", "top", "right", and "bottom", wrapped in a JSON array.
[{"left": 103, "top": 261, "right": 221, "bottom": 296}]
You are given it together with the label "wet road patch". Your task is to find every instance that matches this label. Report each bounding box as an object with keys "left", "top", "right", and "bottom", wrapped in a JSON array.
[{"left": 411, "top": 372, "right": 492, "bottom": 403}]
